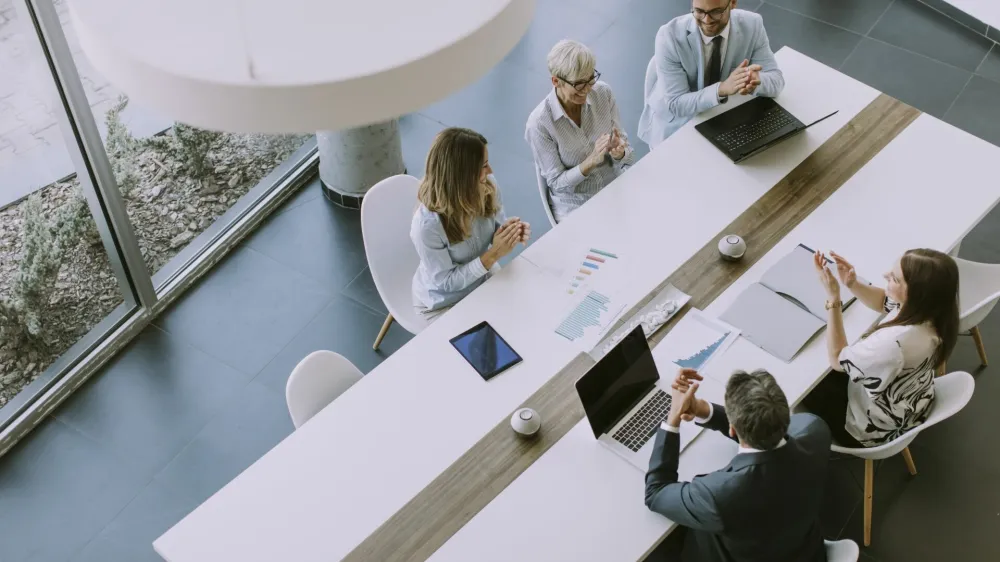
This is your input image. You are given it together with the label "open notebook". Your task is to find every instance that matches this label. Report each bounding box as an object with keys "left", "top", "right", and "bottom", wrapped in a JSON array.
[{"left": 719, "top": 244, "right": 858, "bottom": 362}]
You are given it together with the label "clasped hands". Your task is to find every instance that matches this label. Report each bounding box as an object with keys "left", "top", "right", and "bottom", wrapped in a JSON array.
[
  {"left": 666, "top": 368, "right": 712, "bottom": 427},
  {"left": 491, "top": 216, "right": 531, "bottom": 253},
  {"left": 719, "top": 59, "right": 763, "bottom": 97},
  {"left": 482, "top": 217, "right": 531, "bottom": 268}
]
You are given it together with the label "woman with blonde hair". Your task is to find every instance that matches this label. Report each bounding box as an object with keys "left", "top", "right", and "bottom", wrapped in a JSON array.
[
  {"left": 411, "top": 127, "right": 530, "bottom": 319},
  {"left": 805, "top": 248, "right": 959, "bottom": 448},
  {"left": 525, "top": 39, "right": 633, "bottom": 222}
]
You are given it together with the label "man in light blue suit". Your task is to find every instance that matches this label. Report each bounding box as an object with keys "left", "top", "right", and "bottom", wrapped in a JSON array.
[{"left": 638, "top": 0, "right": 784, "bottom": 149}]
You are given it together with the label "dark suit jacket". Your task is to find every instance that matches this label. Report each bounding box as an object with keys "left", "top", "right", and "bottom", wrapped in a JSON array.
[{"left": 645, "top": 405, "right": 831, "bottom": 562}]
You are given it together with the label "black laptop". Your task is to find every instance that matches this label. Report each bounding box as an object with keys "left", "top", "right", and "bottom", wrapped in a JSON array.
[{"left": 695, "top": 97, "right": 837, "bottom": 163}]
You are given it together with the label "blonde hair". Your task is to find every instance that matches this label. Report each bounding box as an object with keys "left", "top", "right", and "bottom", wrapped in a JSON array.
[
  {"left": 547, "top": 39, "right": 596, "bottom": 82},
  {"left": 418, "top": 128, "right": 500, "bottom": 244}
]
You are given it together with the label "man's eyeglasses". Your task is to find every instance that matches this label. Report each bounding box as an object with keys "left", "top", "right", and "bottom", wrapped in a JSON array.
[
  {"left": 560, "top": 70, "right": 601, "bottom": 92},
  {"left": 692, "top": 0, "right": 732, "bottom": 22}
]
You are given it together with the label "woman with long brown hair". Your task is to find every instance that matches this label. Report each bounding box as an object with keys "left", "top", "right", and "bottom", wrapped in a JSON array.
[
  {"left": 411, "top": 127, "right": 530, "bottom": 319},
  {"left": 804, "top": 248, "right": 959, "bottom": 447}
]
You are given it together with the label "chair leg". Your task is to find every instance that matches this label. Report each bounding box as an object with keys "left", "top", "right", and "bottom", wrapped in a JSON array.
[
  {"left": 901, "top": 447, "right": 918, "bottom": 476},
  {"left": 972, "top": 326, "right": 988, "bottom": 366},
  {"left": 864, "top": 458, "right": 874, "bottom": 547},
  {"left": 373, "top": 314, "right": 394, "bottom": 351}
]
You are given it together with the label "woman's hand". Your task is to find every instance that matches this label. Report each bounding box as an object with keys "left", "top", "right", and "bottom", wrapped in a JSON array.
[
  {"left": 481, "top": 219, "right": 522, "bottom": 269},
  {"left": 491, "top": 219, "right": 521, "bottom": 256},
  {"left": 609, "top": 128, "right": 627, "bottom": 160},
  {"left": 828, "top": 251, "right": 857, "bottom": 289},
  {"left": 518, "top": 220, "right": 531, "bottom": 245},
  {"left": 581, "top": 134, "right": 612, "bottom": 176},
  {"left": 814, "top": 250, "right": 841, "bottom": 300}
]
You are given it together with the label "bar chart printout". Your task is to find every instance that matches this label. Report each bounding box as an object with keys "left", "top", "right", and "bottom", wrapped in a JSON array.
[
  {"left": 555, "top": 290, "right": 626, "bottom": 344},
  {"left": 568, "top": 248, "right": 619, "bottom": 295},
  {"left": 665, "top": 310, "right": 741, "bottom": 373}
]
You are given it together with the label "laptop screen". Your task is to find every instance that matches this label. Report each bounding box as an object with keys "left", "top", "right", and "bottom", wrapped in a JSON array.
[{"left": 575, "top": 326, "right": 660, "bottom": 438}]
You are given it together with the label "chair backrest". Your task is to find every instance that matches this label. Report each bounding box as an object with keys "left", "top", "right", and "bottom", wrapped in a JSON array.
[
  {"left": 920, "top": 370, "right": 975, "bottom": 428},
  {"left": 830, "top": 371, "right": 975, "bottom": 459},
  {"left": 361, "top": 174, "right": 425, "bottom": 332},
  {"left": 824, "top": 539, "right": 859, "bottom": 562},
  {"left": 954, "top": 257, "right": 1000, "bottom": 332},
  {"left": 285, "top": 350, "right": 363, "bottom": 428},
  {"left": 535, "top": 165, "right": 557, "bottom": 227}
]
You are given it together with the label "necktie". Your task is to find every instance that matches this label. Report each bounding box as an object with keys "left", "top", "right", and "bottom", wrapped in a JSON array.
[{"left": 705, "top": 35, "right": 723, "bottom": 87}]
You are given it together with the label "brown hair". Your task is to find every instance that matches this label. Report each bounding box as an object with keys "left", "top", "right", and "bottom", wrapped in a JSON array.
[
  {"left": 864, "top": 248, "right": 959, "bottom": 368},
  {"left": 418, "top": 128, "right": 499, "bottom": 244}
]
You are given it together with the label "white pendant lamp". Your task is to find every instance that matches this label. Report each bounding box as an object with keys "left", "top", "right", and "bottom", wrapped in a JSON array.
[{"left": 68, "top": 0, "right": 535, "bottom": 133}]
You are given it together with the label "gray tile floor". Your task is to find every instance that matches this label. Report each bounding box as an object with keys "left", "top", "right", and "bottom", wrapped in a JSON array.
[{"left": 2, "top": 1, "right": 999, "bottom": 560}]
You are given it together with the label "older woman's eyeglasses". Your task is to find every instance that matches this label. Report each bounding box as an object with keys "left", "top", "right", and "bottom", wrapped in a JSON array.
[
  {"left": 560, "top": 70, "right": 601, "bottom": 92},
  {"left": 692, "top": 0, "right": 732, "bottom": 21}
]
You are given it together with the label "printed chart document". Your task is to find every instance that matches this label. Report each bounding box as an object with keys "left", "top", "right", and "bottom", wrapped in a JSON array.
[
  {"left": 719, "top": 244, "right": 857, "bottom": 362},
  {"left": 521, "top": 247, "right": 622, "bottom": 295},
  {"left": 659, "top": 309, "right": 741, "bottom": 374},
  {"left": 554, "top": 289, "right": 628, "bottom": 348},
  {"left": 548, "top": 248, "right": 630, "bottom": 351}
]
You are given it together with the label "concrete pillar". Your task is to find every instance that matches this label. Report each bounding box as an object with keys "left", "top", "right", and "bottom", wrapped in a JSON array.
[{"left": 316, "top": 119, "right": 405, "bottom": 209}]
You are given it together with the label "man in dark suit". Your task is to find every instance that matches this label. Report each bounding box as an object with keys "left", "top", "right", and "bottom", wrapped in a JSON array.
[{"left": 645, "top": 368, "right": 831, "bottom": 562}]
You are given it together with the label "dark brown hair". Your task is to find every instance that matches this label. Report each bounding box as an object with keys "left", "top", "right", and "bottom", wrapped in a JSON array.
[
  {"left": 724, "top": 369, "right": 790, "bottom": 450},
  {"left": 865, "top": 248, "right": 959, "bottom": 368},
  {"left": 417, "top": 128, "right": 499, "bottom": 244}
]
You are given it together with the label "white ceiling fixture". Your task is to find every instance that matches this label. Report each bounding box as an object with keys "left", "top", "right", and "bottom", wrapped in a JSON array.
[{"left": 69, "top": 0, "right": 535, "bottom": 133}]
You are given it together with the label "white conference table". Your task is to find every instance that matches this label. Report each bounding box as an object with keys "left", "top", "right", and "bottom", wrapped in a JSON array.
[{"left": 154, "top": 48, "right": 1000, "bottom": 562}]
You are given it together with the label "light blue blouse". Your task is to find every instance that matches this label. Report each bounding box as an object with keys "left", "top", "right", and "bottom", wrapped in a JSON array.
[{"left": 410, "top": 179, "right": 507, "bottom": 313}]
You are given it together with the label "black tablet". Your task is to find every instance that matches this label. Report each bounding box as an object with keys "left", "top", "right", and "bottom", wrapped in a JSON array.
[{"left": 449, "top": 321, "right": 522, "bottom": 381}]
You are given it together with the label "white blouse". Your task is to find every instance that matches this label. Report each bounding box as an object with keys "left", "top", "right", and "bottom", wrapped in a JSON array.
[{"left": 838, "top": 299, "right": 939, "bottom": 446}]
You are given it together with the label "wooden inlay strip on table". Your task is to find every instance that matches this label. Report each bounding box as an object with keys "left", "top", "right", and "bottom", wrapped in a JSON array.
[
  {"left": 344, "top": 94, "right": 920, "bottom": 562},
  {"left": 343, "top": 351, "right": 597, "bottom": 562}
]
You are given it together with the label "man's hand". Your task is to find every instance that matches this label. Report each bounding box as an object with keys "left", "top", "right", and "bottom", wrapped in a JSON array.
[
  {"left": 738, "top": 67, "right": 762, "bottom": 95},
  {"left": 667, "top": 368, "right": 708, "bottom": 426},
  {"left": 719, "top": 59, "right": 763, "bottom": 97}
]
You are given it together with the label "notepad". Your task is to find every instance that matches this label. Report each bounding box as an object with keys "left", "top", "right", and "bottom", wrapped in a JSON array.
[{"left": 719, "top": 244, "right": 858, "bottom": 362}]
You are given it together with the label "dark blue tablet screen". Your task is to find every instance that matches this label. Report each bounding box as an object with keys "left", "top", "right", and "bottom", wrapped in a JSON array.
[{"left": 450, "top": 323, "right": 521, "bottom": 381}]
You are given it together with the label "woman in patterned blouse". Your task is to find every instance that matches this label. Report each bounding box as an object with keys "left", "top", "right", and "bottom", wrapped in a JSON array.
[{"left": 803, "top": 249, "right": 959, "bottom": 447}]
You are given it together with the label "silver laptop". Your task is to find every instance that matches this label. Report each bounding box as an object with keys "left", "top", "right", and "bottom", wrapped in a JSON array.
[{"left": 575, "top": 325, "right": 702, "bottom": 471}]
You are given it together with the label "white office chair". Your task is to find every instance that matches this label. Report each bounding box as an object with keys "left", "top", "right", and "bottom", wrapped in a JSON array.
[
  {"left": 285, "top": 350, "right": 363, "bottom": 428},
  {"left": 535, "top": 165, "right": 557, "bottom": 227},
  {"left": 950, "top": 257, "right": 1000, "bottom": 369},
  {"left": 831, "top": 371, "right": 975, "bottom": 547},
  {"left": 360, "top": 174, "right": 430, "bottom": 350},
  {"left": 824, "top": 539, "right": 860, "bottom": 562}
]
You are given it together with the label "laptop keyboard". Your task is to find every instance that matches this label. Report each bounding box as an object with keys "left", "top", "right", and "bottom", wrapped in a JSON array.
[
  {"left": 714, "top": 106, "right": 796, "bottom": 151},
  {"left": 611, "top": 389, "right": 672, "bottom": 452}
]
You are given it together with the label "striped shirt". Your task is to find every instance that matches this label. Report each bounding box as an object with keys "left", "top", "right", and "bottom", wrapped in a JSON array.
[{"left": 525, "top": 82, "right": 634, "bottom": 222}]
